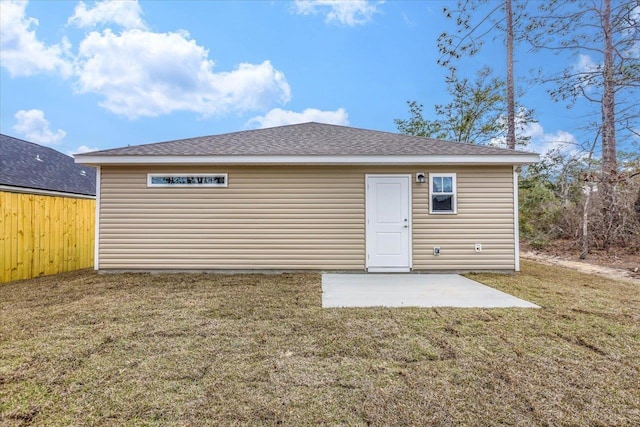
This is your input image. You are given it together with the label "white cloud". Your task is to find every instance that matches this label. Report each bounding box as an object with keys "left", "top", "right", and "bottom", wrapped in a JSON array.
[
  {"left": 570, "top": 54, "right": 604, "bottom": 94},
  {"left": 248, "top": 107, "right": 349, "bottom": 128},
  {"left": 490, "top": 109, "right": 578, "bottom": 155},
  {"left": 13, "top": 109, "right": 67, "bottom": 145},
  {"left": 2, "top": 1, "right": 291, "bottom": 120},
  {"left": 74, "top": 29, "right": 291, "bottom": 118},
  {"left": 294, "top": 0, "right": 381, "bottom": 26},
  {"left": 68, "top": 0, "right": 146, "bottom": 30},
  {"left": 520, "top": 122, "right": 578, "bottom": 155},
  {"left": 68, "top": 145, "right": 100, "bottom": 156},
  {"left": 0, "top": 0, "right": 71, "bottom": 77},
  {"left": 574, "top": 54, "right": 598, "bottom": 73}
]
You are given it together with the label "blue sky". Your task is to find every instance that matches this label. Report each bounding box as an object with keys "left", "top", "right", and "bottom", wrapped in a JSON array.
[{"left": 0, "top": 0, "right": 630, "bottom": 157}]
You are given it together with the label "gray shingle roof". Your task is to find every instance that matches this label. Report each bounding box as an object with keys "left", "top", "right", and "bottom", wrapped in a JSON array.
[
  {"left": 0, "top": 134, "right": 96, "bottom": 196},
  {"left": 77, "top": 122, "right": 536, "bottom": 158}
]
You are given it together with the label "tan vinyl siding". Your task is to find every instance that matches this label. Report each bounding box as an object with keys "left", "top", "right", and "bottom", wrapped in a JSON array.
[
  {"left": 98, "top": 165, "right": 515, "bottom": 271},
  {"left": 99, "top": 166, "right": 365, "bottom": 270},
  {"left": 413, "top": 167, "right": 515, "bottom": 270}
]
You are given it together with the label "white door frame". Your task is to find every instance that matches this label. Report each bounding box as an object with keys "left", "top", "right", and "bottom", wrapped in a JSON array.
[{"left": 365, "top": 174, "right": 412, "bottom": 272}]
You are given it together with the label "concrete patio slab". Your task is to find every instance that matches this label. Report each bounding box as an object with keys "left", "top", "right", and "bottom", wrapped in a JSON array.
[{"left": 322, "top": 274, "right": 539, "bottom": 308}]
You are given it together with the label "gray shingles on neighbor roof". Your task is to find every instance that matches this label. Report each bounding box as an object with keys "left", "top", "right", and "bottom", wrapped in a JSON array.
[
  {"left": 0, "top": 134, "right": 96, "bottom": 196},
  {"left": 77, "top": 122, "right": 536, "bottom": 158}
]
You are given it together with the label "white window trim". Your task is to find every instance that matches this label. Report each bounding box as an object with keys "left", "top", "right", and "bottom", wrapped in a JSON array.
[
  {"left": 147, "top": 173, "right": 228, "bottom": 188},
  {"left": 429, "top": 173, "right": 457, "bottom": 214}
]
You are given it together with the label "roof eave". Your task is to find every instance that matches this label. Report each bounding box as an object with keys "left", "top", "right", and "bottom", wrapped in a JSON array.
[{"left": 75, "top": 154, "right": 540, "bottom": 166}]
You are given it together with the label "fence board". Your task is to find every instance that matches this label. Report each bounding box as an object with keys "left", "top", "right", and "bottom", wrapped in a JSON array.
[
  {"left": 10, "top": 193, "right": 18, "bottom": 281},
  {"left": 0, "top": 191, "right": 95, "bottom": 283}
]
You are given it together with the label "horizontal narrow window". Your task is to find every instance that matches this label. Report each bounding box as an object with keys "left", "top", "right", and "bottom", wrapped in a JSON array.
[
  {"left": 430, "top": 173, "right": 456, "bottom": 214},
  {"left": 147, "top": 173, "right": 228, "bottom": 187}
]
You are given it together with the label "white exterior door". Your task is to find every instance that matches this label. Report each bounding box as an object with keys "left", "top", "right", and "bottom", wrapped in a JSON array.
[{"left": 366, "top": 175, "right": 411, "bottom": 272}]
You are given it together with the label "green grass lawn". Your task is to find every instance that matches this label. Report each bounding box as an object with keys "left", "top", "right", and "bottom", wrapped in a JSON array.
[{"left": 1, "top": 260, "right": 638, "bottom": 426}]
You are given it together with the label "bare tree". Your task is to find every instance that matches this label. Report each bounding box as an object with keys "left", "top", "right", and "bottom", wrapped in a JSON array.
[
  {"left": 506, "top": 0, "right": 516, "bottom": 149},
  {"left": 525, "top": 0, "right": 639, "bottom": 248},
  {"left": 525, "top": 0, "right": 639, "bottom": 178},
  {"left": 581, "top": 130, "right": 601, "bottom": 259}
]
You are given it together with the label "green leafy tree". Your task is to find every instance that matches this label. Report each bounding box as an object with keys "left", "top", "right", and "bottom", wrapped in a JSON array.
[
  {"left": 395, "top": 67, "right": 533, "bottom": 146},
  {"left": 394, "top": 101, "right": 443, "bottom": 138},
  {"left": 520, "top": 149, "right": 593, "bottom": 248},
  {"left": 437, "top": 0, "right": 524, "bottom": 149},
  {"left": 519, "top": 145, "right": 640, "bottom": 254}
]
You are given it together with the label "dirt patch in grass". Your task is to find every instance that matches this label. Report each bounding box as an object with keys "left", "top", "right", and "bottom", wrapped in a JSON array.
[
  {"left": 1, "top": 262, "right": 639, "bottom": 425},
  {"left": 522, "top": 239, "right": 640, "bottom": 281}
]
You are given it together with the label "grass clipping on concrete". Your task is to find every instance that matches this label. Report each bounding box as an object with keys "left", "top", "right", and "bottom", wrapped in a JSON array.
[{"left": 1, "top": 260, "right": 639, "bottom": 425}]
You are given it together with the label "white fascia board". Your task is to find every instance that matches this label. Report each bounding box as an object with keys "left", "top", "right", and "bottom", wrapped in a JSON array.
[{"left": 75, "top": 154, "right": 540, "bottom": 166}]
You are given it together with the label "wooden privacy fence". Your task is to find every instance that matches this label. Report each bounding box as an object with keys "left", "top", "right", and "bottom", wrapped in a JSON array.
[{"left": 0, "top": 191, "right": 95, "bottom": 283}]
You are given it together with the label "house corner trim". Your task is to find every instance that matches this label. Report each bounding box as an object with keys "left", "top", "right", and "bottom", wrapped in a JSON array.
[
  {"left": 94, "top": 166, "right": 101, "bottom": 270},
  {"left": 513, "top": 166, "right": 520, "bottom": 272}
]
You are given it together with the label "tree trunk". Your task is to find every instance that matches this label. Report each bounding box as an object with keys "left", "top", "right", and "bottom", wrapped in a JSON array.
[
  {"left": 601, "top": 0, "right": 617, "bottom": 178},
  {"left": 581, "top": 183, "right": 591, "bottom": 259},
  {"left": 506, "top": 0, "right": 516, "bottom": 150},
  {"left": 600, "top": 0, "right": 618, "bottom": 250},
  {"left": 635, "top": 186, "right": 640, "bottom": 222}
]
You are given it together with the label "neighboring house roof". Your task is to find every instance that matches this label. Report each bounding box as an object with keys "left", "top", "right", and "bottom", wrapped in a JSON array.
[
  {"left": 76, "top": 122, "right": 539, "bottom": 166},
  {"left": 0, "top": 134, "right": 96, "bottom": 196}
]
